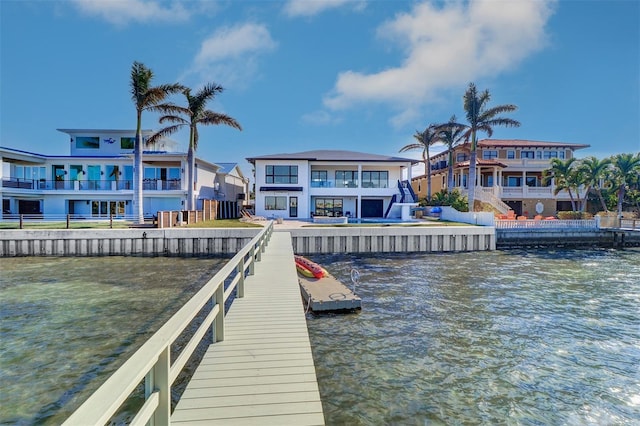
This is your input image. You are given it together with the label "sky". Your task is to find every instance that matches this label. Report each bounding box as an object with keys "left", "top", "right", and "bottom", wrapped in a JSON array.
[{"left": 1, "top": 0, "right": 639, "bottom": 179}]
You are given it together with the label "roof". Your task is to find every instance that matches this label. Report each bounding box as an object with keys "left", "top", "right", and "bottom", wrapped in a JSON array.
[
  {"left": 455, "top": 159, "right": 508, "bottom": 168},
  {"left": 57, "top": 129, "right": 154, "bottom": 134},
  {"left": 477, "top": 139, "right": 590, "bottom": 149},
  {"left": 247, "top": 149, "right": 417, "bottom": 164},
  {"left": 216, "top": 162, "right": 238, "bottom": 174}
]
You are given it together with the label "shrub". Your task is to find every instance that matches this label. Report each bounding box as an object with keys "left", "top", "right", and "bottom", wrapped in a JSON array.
[
  {"left": 557, "top": 211, "right": 593, "bottom": 220},
  {"left": 424, "top": 189, "right": 469, "bottom": 212}
]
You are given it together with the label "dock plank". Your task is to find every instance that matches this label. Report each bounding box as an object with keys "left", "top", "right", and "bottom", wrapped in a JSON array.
[{"left": 172, "top": 232, "right": 325, "bottom": 425}]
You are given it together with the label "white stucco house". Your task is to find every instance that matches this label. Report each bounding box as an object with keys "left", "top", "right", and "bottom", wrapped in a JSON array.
[
  {"left": 1, "top": 129, "right": 248, "bottom": 219},
  {"left": 246, "top": 150, "right": 419, "bottom": 220}
]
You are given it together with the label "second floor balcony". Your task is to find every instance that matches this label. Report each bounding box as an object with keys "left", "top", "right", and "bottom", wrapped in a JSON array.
[{"left": 1, "top": 177, "right": 183, "bottom": 192}]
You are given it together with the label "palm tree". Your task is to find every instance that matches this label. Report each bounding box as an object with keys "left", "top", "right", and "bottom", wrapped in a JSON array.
[
  {"left": 462, "top": 83, "right": 520, "bottom": 211},
  {"left": 543, "top": 157, "right": 578, "bottom": 211},
  {"left": 578, "top": 156, "right": 612, "bottom": 212},
  {"left": 435, "top": 115, "right": 466, "bottom": 193},
  {"left": 399, "top": 124, "right": 441, "bottom": 202},
  {"left": 150, "top": 83, "right": 242, "bottom": 210},
  {"left": 130, "top": 61, "right": 184, "bottom": 223},
  {"left": 610, "top": 153, "right": 640, "bottom": 218}
]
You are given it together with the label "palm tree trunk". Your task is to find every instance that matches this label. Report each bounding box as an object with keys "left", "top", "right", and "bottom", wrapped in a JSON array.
[
  {"left": 617, "top": 185, "right": 625, "bottom": 217},
  {"left": 187, "top": 128, "right": 196, "bottom": 210},
  {"left": 133, "top": 113, "right": 144, "bottom": 224},
  {"left": 468, "top": 150, "right": 477, "bottom": 211},
  {"left": 447, "top": 151, "right": 454, "bottom": 192},
  {"left": 596, "top": 189, "right": 608, "bottom": 212},
  {"left": 568, "top": 189, "right": 576, "bottom": 211},
  {"left": 423, "top": 153, "right": 432, "bottom": 201}
]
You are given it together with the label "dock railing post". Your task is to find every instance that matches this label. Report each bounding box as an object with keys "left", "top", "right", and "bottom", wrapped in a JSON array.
[
  {"left": 143, "top": 346, "right": 170, "bottom": 426},
  {"left": 237, "top": 257, "right": 245, "bottom": 298},
  {"left": 213, "top": 284, "right": 225, "bottom": 342},
  {"left": 249, "top": 246, "right": 256, "bottom": 275}
]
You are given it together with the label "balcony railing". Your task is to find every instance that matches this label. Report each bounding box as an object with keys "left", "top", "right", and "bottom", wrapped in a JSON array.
[{"left": 2, "top": 178, "right": 182, "bottom": 191}]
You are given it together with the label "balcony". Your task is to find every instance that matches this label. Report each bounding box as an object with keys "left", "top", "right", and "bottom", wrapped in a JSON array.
[{"left": 2, "top": 178, "right": 181, "bottom": 192}]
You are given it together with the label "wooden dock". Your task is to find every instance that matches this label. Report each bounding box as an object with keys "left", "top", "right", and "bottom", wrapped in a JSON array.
[{"left": 171, "top": 232, "right": 325, "bottom": 425}]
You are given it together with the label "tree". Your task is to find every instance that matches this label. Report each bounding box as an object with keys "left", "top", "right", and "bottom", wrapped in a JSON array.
[
  {"left": 435, "top": 115, "right": 466, "bottom": 193},
  {"left": 151, "top": 83, "right": 242, "bottom": 210},
  {"left": 610, "top": 153, "right": 640, "bottom": 218},
  {"left": 462, "top": 83, "right": 520, "bottom": 211},
  {"left": 130, "top": 61, "right": 184, "bottom": 223},
  {"left": 543, "top": 157, "right": 578, "bottom": 211},
  {"left": 578, "top": 156, "right": 612, "bottom": 212},
  {"left": 399, "top": 124, "right": 441, "bottom": 202}
]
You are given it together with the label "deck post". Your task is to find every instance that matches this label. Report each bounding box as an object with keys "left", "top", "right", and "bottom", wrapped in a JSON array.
[
  {"left": 248, "top": 246, "right": 256, "bottom": 275},
  {"left": 213, "top": 284, "right": 225, "bottom": 342},
  {"left": 145, "top": 346, "right": 170, "bottom": 425},
  {"left": 237, "top": 258, "right": 245, "bottom": 298}
]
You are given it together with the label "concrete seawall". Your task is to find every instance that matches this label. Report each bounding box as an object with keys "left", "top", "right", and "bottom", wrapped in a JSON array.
[
  {"left": 288, "top": 226, "right": 495, "bottom": 254},
  {"left": 0, "top": 229, "right": 262, "bottom": 257},
  {"left": 0, "top": 226, "right": 495, "bottom": 257},
  {"left": 497, "top": 229, "right": 640, "bottom": 249}
]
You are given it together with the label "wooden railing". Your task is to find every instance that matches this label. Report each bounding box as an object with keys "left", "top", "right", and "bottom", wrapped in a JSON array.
[{"left": 62, "top": 221, "right": 274, "bottom": 425}]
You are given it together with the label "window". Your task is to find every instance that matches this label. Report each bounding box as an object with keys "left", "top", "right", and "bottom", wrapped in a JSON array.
[
  {"left": 521, "top": 151, "right": 535, "bottom": 159},
  {"left": 536, "top": 151, "right": 542, "bottom": 159},
  {"left": 543, "top": 151, "right": 558, "bottom": 159},
  {"left": 311, "top": 170, "right": 328, "bottom": 187},
  {"left": 507, "top": 176, "right": 522, "bottom": 187},
  {"left": 121, "top": 137, "right": 135, "bottom": 150},
  {"left": 526, "top": 176, "right": 538, "bottom": 187},
  {"left": 361, "top": 171, "right": 388, "bottom": 188},
  {"left": 507, "top": 151, "right": 515, "bottom": 159},
  {"left": 315, "top": 198, "right": 343, "bottom": 216},
  {"left": 483, "top": 150, "right": 498, "bottom": 159},
  {"left": 558, "top": 150, "right": 565, "bottom": 159},
  {"left": 76, "top": 136, "right": 99, "bottom": 149},
  {"left": 266, "top": 165, "right": 298, "bottom": 184},
  {"left": 265, "top": 196, "right": 287, "bottom": 210},
  {"left": 336, "top": 170, "right": 357, "bottom": 187},
  {"left": 456, "top": 153, "right": 468, "bottom": 162}
]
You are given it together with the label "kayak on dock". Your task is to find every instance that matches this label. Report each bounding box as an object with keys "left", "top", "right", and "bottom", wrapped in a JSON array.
[{"left": 295, "top": 255, "right": 362, "bottom": 312}]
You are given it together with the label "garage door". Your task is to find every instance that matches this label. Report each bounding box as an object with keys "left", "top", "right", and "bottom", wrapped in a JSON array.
[{"left": 361, "top": 199, "right": 383, "bottom": 218}]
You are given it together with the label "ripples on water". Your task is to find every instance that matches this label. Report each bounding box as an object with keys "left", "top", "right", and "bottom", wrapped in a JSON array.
[
  {"left": 306, "top": 249, "right": 640, "bottom": 425},
  {"left": 0, "top": 256, "right": 227, "bottom": 425}
]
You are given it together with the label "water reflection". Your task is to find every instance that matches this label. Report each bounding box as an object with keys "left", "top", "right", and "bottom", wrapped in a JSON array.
[{"left": 306, "top": 249, "right": 640, "bottom": 425}]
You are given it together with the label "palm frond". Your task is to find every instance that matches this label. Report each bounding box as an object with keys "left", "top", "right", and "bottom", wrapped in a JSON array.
[
  {"left": 158, "top": 115, "right": 188, "bottom": 125},
  {"left": 198, "top": 111, "right": 243, "bottom": 130},
  {"left": 146, "top": 125, "right": 183, "bottom": 146}
]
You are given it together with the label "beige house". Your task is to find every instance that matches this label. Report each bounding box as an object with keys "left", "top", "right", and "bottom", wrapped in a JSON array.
[{"left": 410, "top": 139, "right": 590, "bottom": 217}]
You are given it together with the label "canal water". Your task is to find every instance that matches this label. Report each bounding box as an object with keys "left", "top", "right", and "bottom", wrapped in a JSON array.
[{"left": 1, "top": 249, "right": 639, "bottom": 424}]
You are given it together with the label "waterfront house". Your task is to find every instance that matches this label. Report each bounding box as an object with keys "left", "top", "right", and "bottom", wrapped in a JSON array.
[
  {"left": 410, "top": 139, "right": 590, "bottom": 217},
  {"left": 0, "top": 129, "right": 248, "bottom": 219},
  {"left": 246, "top": 150, "right": 419, "bottom": 220}
]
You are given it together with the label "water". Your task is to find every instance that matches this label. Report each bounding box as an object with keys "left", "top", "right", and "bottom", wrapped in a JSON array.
[
  {"left": 1, "top": 250, "right": 639, "bottom": 425},
  {"left": 306, "top": 249, "right": 640, "bottom": 425},
  {"left": 0, "top": 256, "right": 227, "bottom": 425}
]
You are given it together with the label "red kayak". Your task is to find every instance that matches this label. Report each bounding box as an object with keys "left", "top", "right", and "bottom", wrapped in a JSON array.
[{"left": 294, "top": 255, "right": 326, "bottom": 279}]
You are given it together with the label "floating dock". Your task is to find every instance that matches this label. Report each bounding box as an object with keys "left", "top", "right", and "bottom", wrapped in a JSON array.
[{"left": 298, "top": 273, "right": 362, "bottom": 312}]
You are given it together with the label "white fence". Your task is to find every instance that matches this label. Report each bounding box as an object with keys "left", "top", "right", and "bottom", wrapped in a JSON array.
[{"left": 62, "top": 221, "right": 274, "bottom": 425}]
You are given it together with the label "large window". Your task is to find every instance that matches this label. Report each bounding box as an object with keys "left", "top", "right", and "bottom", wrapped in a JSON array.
[
  {"left": 266, "top": 165, "right": 298, "bottom": 184},
  {"left": 311, "top": 170, "right": 328, "bottom": 187},
  {"left": 336, "top": 171, "right": 357, "bottom": 188},
  {"left": 483, "top": 150, "right": 498, "bottom": 159},
  {"left": 315, "top": 198, "right": 343, "bottom": 217},
  {"left": 543, "top": 151, "right": 558, "bottom": 159},
  {"left": 265, "top": 196, "right": 287, "bottom": 210},
  {"left": 521, "top": 151, "right": 535, "bottom": 159},
  {"left": 456, "top": 153, "right": 468, "bottom": 162},
  {"left": 361, "top": 171, "right": 388, "bottom": 188}
]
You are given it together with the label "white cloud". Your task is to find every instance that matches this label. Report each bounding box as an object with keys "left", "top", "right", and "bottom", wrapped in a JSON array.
[
  {"left": 301, "top": 110, "right": 342, "bottom": 125},
  {"left": 283, "top": 0, "right": 365, "bottom": 18},
  {"left": 70, "top": 0, "right": 190, "bottom": 25},
  {"left": 184, "top": 23, "right": 277, "bottom": 89},
  {"left": 323, "top": 0, "right": 555, "bottom": 127}
]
